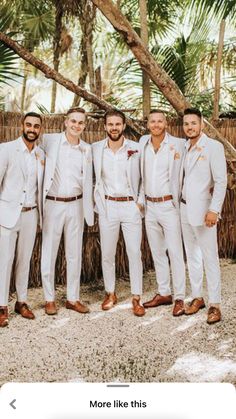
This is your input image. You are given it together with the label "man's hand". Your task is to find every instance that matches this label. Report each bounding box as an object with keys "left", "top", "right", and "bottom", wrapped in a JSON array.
[{"left": 205, "top": 211, "right": 218, "bottom": 227}]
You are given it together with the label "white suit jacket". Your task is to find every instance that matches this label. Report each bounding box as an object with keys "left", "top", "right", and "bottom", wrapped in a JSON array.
[
  {"left": 139, "top": 132, "right": 186, "bottom": 209},
  {"left": 0, "top": 137, "right": 44, "bottom": 229},
  {"left": 92, "top": 138, "right": 142, "bottom": 215},
  {"left": 179, "top": 133, "right": 227, "bottom": 226},
  {"left": 41, "top": 132, "right": 94, "bottom": 226}
]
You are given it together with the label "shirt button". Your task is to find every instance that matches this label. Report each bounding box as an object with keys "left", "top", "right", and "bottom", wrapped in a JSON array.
[{"left": 23, "top": 190, "right": 26, "bottom": 193}]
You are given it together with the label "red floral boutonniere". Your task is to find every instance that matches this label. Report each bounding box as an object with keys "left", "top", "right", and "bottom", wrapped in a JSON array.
[{"left": 127, "top": 149, "right": 138, "bottom": 160}]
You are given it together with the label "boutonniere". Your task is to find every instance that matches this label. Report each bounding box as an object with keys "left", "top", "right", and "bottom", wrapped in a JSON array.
[
  {"left": 198, "top": 155, "right": 207, "bottom": 161},
  {"left": 174, "top": 152, "right": 180, "bottom": 160},
  {"left": 196, "top": 146, "right": 203, "bottom": 152},
  {"left": 127, "top": 149, "right": 138, "bottom": 160},
  {"left": 169, "top": 145, "right": 175, "bottom": 151}
]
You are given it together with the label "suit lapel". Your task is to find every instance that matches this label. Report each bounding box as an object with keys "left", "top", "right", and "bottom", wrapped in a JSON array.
[
  {"left": 16, "top": 138, "right": 27, "bottom": 180},
  {"left": 188, "top": 134, "right": 207, "bottom": 173},
  {"left": 140, "top": 136, "right": 150, "bottom": 179},
  {"left": 168, "top": 136, "right": 175, "bottom": 179}
]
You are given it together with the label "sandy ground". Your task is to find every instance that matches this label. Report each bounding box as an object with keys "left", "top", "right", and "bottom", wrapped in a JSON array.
[{"left": 1, "top": 260, "right": 236, "bottom": 385}]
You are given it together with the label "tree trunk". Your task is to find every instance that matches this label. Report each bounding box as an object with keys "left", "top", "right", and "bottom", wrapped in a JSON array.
[
  {"left": 213, "top": 20, "right": 226, "bottom": 119},
  {"left": 72, "top": 31, "right": 88, "bottom": 107},
  {"left": 90, "top": 0, "right": 236, "bottom": 160},
  {"left": 0, "top": 32, "right": 143, "bottom": 134},
  {"left": 51, "top": 5, "right": 64, "bottom": 113},
  {"left": 20, "top": 61, "right": 29, "bottom": 112},
  {"left": 139, "top": 0, "right": 150, "bottom": 118}
]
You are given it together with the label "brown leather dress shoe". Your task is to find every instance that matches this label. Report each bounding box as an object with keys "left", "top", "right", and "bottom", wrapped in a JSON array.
[
  {"left": 185, "top": 298, "right": 205, "bottom": 315},
  {"left": 101, "top": 293, "right": 117, "bottom": 310},
  {"left": 143, "top": 293, "right": 172, "bottom": 308},
  {"left": 45, "top": 301, "right": 58, "bottom": 315},
  {"left": 207, "top": 306, "right": 221, "bottom": 324},
  {"left": 132, "top": 298, "right": 145, "bottom": 317},
  {"left": 66, "top": 300, "right": 90, "bottom": 314},
  {"left": 0, "top": 307, "right": 8, "bottom": 327},
  {"left": 15, "top": 302, "right": 35, "bottom": 319},
  {"left": 173, "top": 299, "right": 185, "bottom": 316}
]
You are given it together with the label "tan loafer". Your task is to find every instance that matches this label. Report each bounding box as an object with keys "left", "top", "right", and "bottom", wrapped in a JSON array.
[
  {"left": 173, "top": 299, "right": 185, "bottom": 316},
  {"left": 0, "top": 307, "right": 8, "bottom": 327},
  {"left": 66, "top": 300, "right": 90, "bottom": 314},
  {"left": 185, "top": 298, "right": 205, "bottom": 315},
  {"left": 132, "top": 298, "right": 145, "bottom": 317},
  {"left": 207, "top": 306, "right": 221, "bottom": 324},
  {"left": 15, "top": 302, "right": 35, "bottom": 319},
  {"left": 101, "top": 293, "right": 117, "bottom": 310},
  {"left": 143, "top": 293, "right": 172, "bottom": 308},
  {"left": 45, "top": 301, "right": 58, "bottom": 315}
]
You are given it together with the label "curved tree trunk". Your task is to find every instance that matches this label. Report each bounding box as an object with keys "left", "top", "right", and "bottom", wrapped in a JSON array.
[
  {"left": 90, "top": 0, "right": 236, "bottom": 161},
  {"left": 51, "top": 4, "right": 64, "bottom": 113}
]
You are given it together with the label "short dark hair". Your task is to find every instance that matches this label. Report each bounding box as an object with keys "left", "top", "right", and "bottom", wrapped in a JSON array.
[
  {"left": 184, "top": 108, "right": 202, "bottom": 119},
  {"left": 23, "top": 112, "right": 42, "bottom": 123},
  {"left": 66, "top": 107, "right": 86, "bottom": 117},
  {"left": 104, "top": 109, "right": 126, "bottom": 124}
]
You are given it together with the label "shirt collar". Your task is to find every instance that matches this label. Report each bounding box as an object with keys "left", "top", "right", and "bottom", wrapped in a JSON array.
[
  {"left": 20, "top": 137, "right": 37, "bottom": 154},
  {"left": 148, "top": 132, "right": 169, "bottom": 148},
  {"left": 185, "top": 133, "right": 204, "bottom": 151},
  {"left": 62, "top": 132, "right": 82, "bottom": 150},
  {"left": 104, "top": 137, "right": 128, "bottom": 150}
]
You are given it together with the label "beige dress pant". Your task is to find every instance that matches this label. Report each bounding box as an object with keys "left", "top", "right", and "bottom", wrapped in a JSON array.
[
  {"left": 41, "top": 199, "right": 84, "bottom": 302},
  {"left": 0, "top": 209, "right": 38, "bottom": 306},
  {"left": 180, "top": 202, "right": 221, "bottom": 304},
  {"left": 145, "top": 200, "right": 186, "bottom": 300},
  {"left": 99, "top": 200, "right": 143, "bottom": 295}
]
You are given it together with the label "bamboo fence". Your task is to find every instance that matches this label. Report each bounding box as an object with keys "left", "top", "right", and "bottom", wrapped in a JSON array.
[{"left": 0, "top": 112, "right": 235, "bottom": 289}]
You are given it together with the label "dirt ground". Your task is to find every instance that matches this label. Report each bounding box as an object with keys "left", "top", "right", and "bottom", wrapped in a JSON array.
[{"left": 1, "top": 260, "right": 236, "bottom": 385}]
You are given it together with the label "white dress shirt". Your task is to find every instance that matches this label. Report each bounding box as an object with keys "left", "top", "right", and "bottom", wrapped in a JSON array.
[
  {"left": 102, "top": 139, "right": 132, "bottom": 196},
  {"left": 181, "top": 139, "right": 198, "bottom": 201},
  {"left": 144, "top": 135, "right": 171, "bottom": 197},
  {"left": 20, "top": 138, "right": 37, "bottom": 207},
  {"left": 49, "top": 133, "right": 83, "bottom": 197}
]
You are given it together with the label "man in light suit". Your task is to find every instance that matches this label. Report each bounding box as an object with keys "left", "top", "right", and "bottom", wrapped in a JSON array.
[
  {"left": 92, "top": 110, "right": 145, "bottom": 316},
  {"left": 0, "top": 112, "right": 44, "bottom": 327},
  {"left": 180, "top": 108, "right": 227, "bottom": 324},
  {"left": 41, "top": 108, "right": 94, "bottom": 315},
  {"left": 139, "top": 110, "right": 186, "bottom": 316}
]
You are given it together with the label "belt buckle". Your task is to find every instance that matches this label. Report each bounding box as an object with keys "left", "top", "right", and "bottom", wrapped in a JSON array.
[{"left": 160, "top": 196, "right": 164, "bottom": 202}]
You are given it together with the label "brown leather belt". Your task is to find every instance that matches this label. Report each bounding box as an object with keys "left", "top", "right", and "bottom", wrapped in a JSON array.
[
  {"left": 21, "top": 206, "right": 37, "bottom": 212},
  {"left": 105, "top": 195, "right": 134, "bottom": 202},
  {"left": 46, "top": 194, "right": 83, "bottom": 202},
  {"left": 181, "top": 198, "right": 186, "bottom": 204},
  {"left": 146, "top": 194, "right": 173, "bottom": 203}
]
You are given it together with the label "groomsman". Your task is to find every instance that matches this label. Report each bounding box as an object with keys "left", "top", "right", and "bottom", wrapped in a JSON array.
[
  {"left": 139, "top": 110, "right": 186, "bottom": 316},
  {"left": 92, "top": 110, "right": 145, "bottom": 316},
  {"left": 41, "top": 108, "right": 94, "bottom": 315},
  {"left": 0, "top": 112, "right": 44, "bottom": 327},
  {"left": 180, "top": 108, "right": 227, "bottom": 324}
]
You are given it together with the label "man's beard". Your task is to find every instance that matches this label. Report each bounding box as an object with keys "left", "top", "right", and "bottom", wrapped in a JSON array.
[
  {"left": 107, "top": 130, "right": 124, "bottom": 142},
  {"left": 23, "top": 131, "right": 39, "bottom": 143}
]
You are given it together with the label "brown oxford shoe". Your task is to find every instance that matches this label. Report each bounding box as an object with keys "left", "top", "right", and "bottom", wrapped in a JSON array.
[
  {"left": 185, "top": 298, "right": 205, "bottom": 315},
  {"left": 0, "top": 307, "right": 8, "bottom": 327},
  {"left": 173, "top": 299, "right": 185, "bottom": 316},
  {"left": 45, "top": 301, "right": 58, "bottom": 315},
  {"left": 207, "top": 306, "right": 221, "bottom": 324},
  {"left": 15, "top": 302, "right": 35, "bottom": 319},
  {"left": 66, "top": 300, "right": 90, "bottom": 314},
  {"left": 132, "top": 297, "right": 145, "bottom": 317},
  {"left": 143, "top": 293, "right": 173, "bottom": 308},
  {"left": 101, "top": 293, "right": 117, "bottom": 310}
]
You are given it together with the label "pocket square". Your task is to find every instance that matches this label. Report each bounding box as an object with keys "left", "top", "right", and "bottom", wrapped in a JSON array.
[{"left": 198, "top": 155, "right": 207, "bottom": 161}]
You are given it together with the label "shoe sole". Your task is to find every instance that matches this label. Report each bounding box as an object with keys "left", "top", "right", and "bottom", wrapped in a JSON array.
[
  {"left": 101, "top": 301, "right": 117, "bottom": 311},
  {"left": 15, "top": 309, "right": 35, "bottom": 319},
  {"left": 173, "top": 310, "right": 185, "bottom": 317}
]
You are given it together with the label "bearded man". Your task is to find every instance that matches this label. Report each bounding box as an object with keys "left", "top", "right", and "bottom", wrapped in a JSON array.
[
  {"left": 0, "top": 112, "right": 44, "bottom": 327},
  {"left": 92, "top": 110, "right": 145, "bottom": 316}
]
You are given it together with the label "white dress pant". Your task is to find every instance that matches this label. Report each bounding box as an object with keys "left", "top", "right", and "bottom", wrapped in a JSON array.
[
  {"left": 99, "top": 200, "right": 143, "bottom": 295},
  {"left": 41, "top": 199, "right": 84, "bottom": 302},
  {"left": 145, "top": 200, "right": 185, "bottom": 300},
  {"left": 0, "top": 209, "right": 38, "bottom": 306},
  {"left": 180, "top": 202, "right": 221, "bottom": 304}
]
